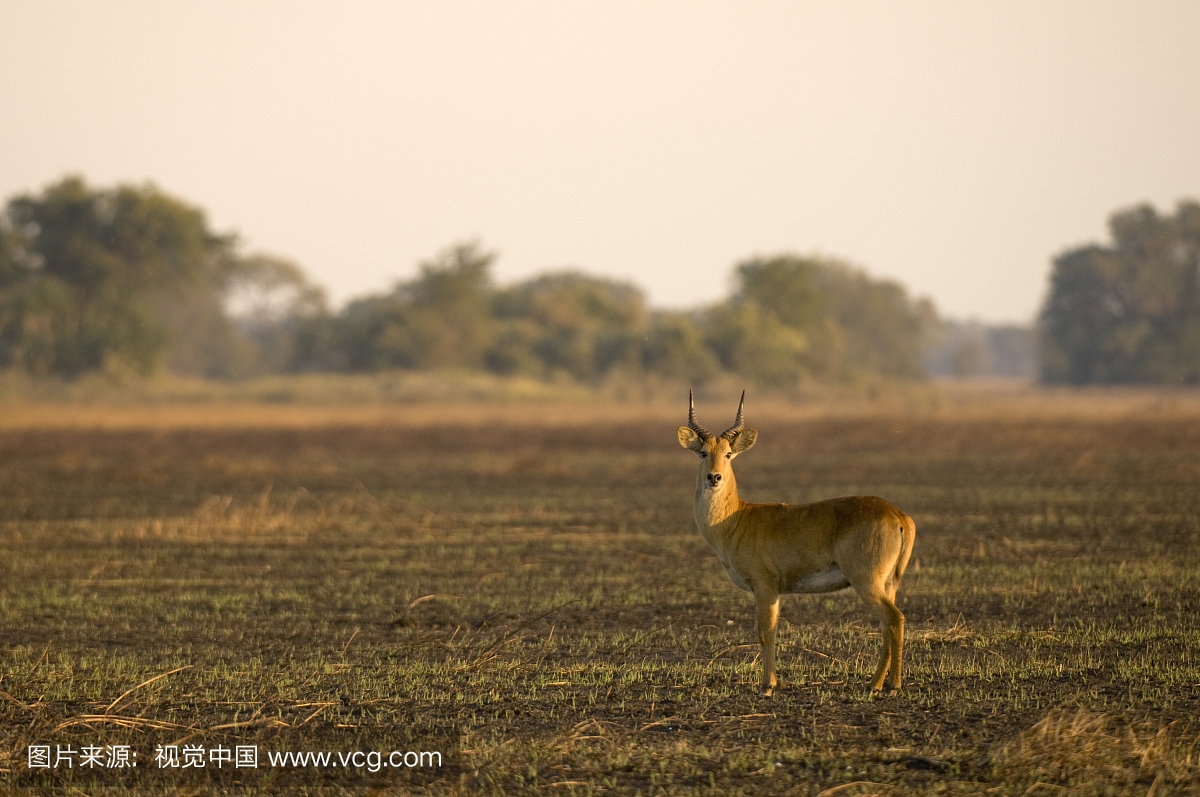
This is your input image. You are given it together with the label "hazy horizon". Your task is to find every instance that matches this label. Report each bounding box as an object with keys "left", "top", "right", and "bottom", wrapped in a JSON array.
[{"left": 3, "top": 2, "right": 1198, "bottom": 323}]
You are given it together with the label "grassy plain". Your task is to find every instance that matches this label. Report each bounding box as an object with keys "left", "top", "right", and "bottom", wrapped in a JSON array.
[{"left": 1, "top": 388, "right": 1198, "bottom": 795}]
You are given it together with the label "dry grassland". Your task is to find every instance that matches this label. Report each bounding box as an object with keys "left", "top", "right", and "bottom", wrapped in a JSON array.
[{"left": 1, "top": 388, "right": 1198, "bottom": 794}]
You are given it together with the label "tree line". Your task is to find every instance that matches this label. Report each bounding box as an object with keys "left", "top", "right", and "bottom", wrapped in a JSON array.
[
  {"left": 0, "top": 177, "right": 935, "bottom": 387},
  {"left": 3, "top": 177, "right": 1195, "bottom": 386}
]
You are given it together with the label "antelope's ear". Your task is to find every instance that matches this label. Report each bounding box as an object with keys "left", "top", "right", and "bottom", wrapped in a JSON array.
[
  {"left": 677, "top": 426, "right": 704, "bottom": 451},
  {"left": 730, "top": 428, "right": 758, "bottom": 453}
]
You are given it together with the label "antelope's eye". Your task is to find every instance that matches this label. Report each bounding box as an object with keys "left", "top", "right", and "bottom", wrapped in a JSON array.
[
  {"left": 699, "top": 452, "right": 707, "bottom": 459},
  {"left": 725, "top": 453, "right": 733, "bottom": 459}
]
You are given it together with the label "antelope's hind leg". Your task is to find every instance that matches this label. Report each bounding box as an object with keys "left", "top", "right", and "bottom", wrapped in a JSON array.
[
  {"left": 883, "top": 577, "right": 905, "bottom": 691},
  {"left": 855, "top": 585, "right": 905, "bottom": 693}
]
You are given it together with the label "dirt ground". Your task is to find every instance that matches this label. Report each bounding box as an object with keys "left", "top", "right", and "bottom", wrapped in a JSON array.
[{"left": 1, "top": 394, "right": 1197, "bottom": 794}]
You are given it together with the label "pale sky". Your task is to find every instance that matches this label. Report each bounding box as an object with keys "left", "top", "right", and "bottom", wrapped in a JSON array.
[{"left": 3, "top": 2, "right": 1198, "bottom": 323}]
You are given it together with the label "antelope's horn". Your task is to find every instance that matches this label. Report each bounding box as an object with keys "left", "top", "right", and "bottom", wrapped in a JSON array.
[
  {"left": 687, "top": 390, "right": 712, "bottom": 440},
  {"left": 720, "top": 390, "right": 746, "bottom": 440}
]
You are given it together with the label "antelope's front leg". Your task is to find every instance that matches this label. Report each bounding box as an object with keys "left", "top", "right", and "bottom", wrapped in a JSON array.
[{"left": 754, "top": 590, "right": 781, "bottom": 696}]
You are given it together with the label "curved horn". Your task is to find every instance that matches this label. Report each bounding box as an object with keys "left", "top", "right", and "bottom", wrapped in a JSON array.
[
  {"left": 687, "top": 390, "right": 712, "bottom": 440},
  {"left": 720, "top": 390, "right": 746, "bottom": 440}
]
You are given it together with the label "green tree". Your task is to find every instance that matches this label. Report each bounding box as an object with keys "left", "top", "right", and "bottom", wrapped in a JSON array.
[
  {"left": 333, "top": 241, "right": 496, "bottom": 371},
  {"left": 0, "top": 176, "right": 239, "bottom": 376},
  {"left": 817, "top": 263, "right": 936, "bottom": 380},
  {"left": 702, "top": 298, "right": 813, "bottom": 386},
  {"left": 491, "top": 271, "right": 649, "bottom": 381},
  {"left": 328, "top": 248, "right": 655, "bottom": 382},
  {"left": 642, "top": 311, "right": 720, "bottom": 384},
  {"left": 1040, "top": 201, "right": 1200, "bottom": 384},
  {"left": 704, "top": 254, "right": 933, "bottom": 386},
  {"left": 225, "top": 254, "right": 330, "bottom": 375}
]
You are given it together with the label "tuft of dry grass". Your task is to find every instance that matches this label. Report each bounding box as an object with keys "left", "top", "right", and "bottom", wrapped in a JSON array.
[{"left": 992, "top": 707, "right": 1199, "bottom": 795}]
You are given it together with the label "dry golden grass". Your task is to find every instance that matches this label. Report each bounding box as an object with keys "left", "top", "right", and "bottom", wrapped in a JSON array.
[
  {"left": 3, "top": 380, "right": 1200, "bottom": 431},
  {"left": 993, "top": 708, "right": 1199, "bottom": 795}
]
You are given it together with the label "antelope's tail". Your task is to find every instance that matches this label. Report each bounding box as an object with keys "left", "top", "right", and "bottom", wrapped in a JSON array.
[{"left": 893, "top": 513, "right": 917, "bottom": 588}]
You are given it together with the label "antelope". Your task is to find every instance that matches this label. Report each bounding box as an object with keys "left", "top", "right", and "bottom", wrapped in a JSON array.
[{"left": 677, "top": 391, "right": 915, "bottom": 696}]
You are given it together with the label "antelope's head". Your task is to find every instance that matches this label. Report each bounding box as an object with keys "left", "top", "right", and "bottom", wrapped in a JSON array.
[{"left": 676, "top": 390, "right": 758, "bottom": 493}]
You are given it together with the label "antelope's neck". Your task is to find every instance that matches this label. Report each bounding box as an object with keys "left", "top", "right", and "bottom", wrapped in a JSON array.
[{"left": 693, "top": 474, "right": 743, "bottom": 542}]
